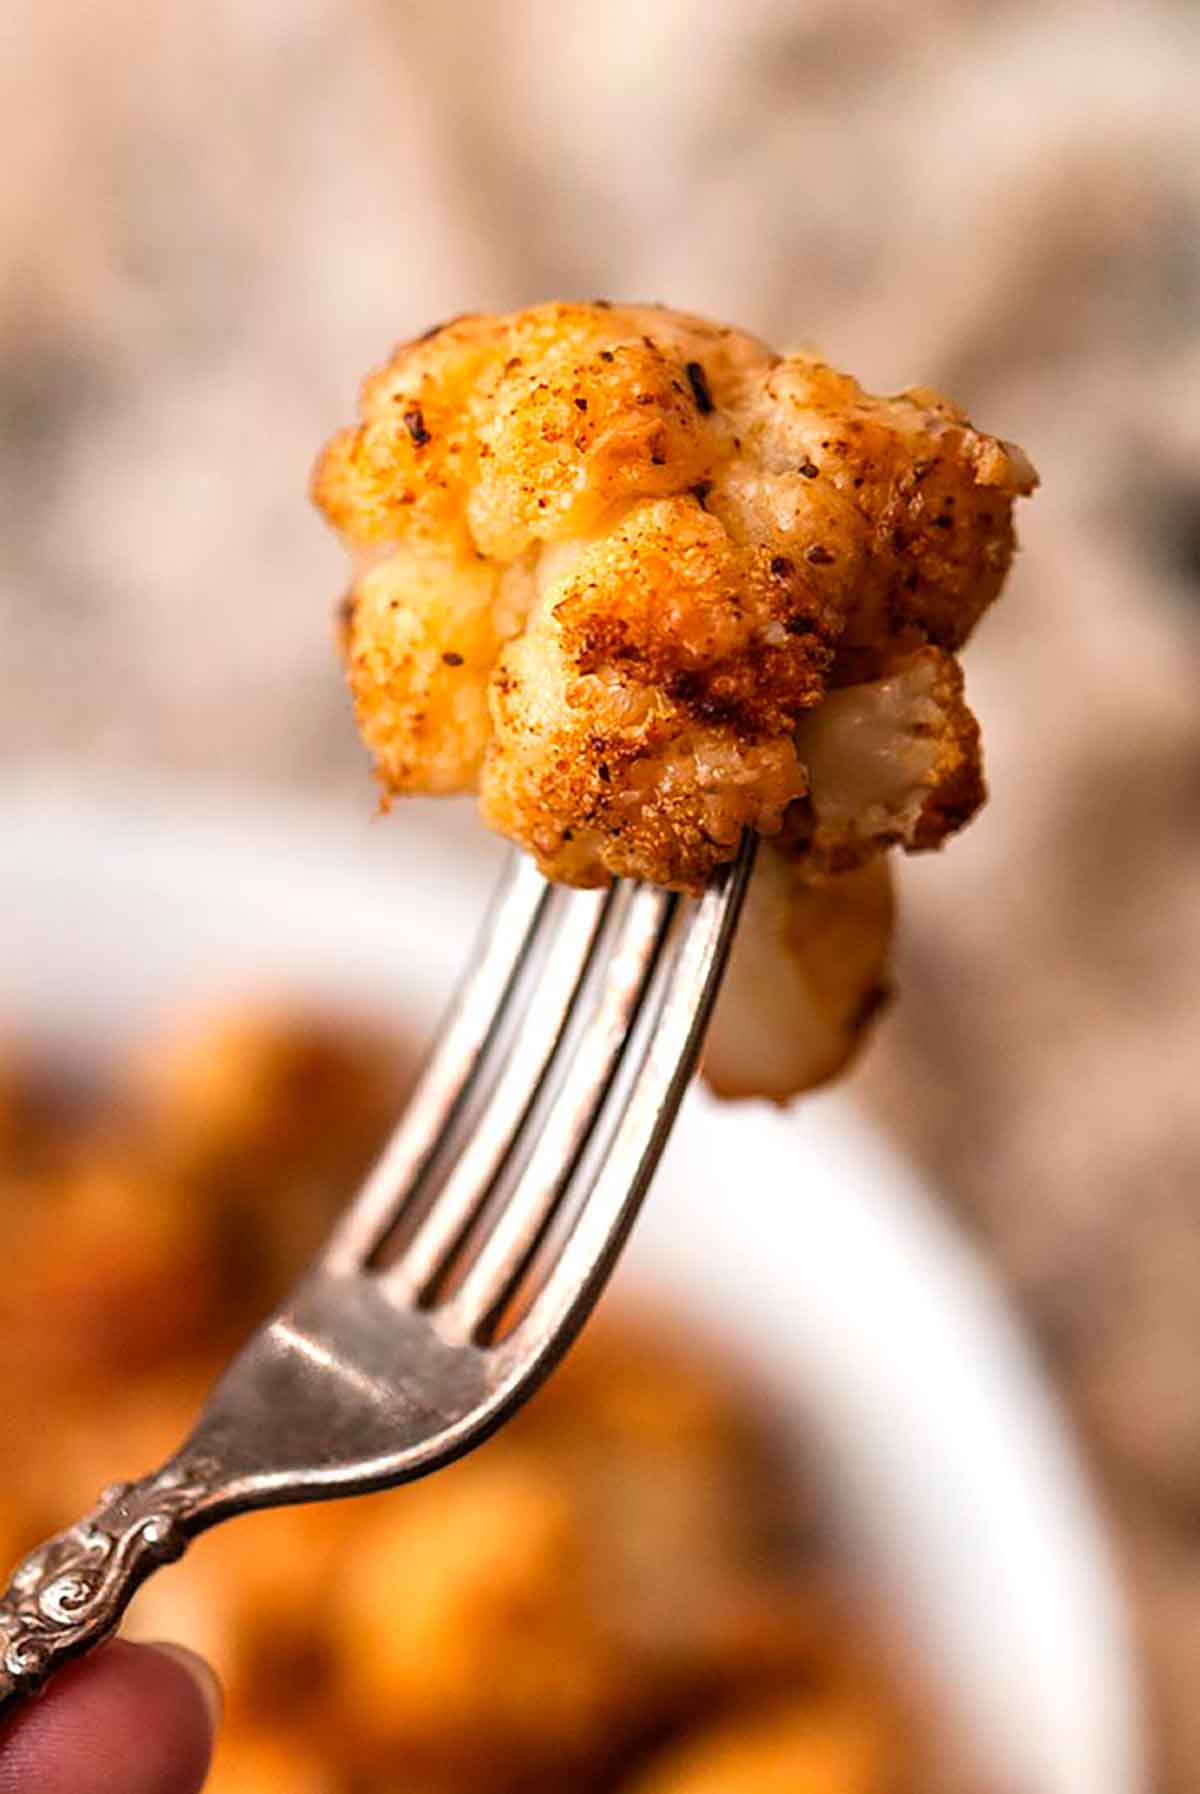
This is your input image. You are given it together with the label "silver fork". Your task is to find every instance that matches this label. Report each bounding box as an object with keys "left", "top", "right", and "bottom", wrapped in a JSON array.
[{"left": 0, "top": 835, "right": 756, "bottom": 1719}]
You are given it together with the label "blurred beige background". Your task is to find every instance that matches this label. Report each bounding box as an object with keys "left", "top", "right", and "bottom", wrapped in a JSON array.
[{"left": 3, "top": 0, "right": 1200, "bottom": 1784}]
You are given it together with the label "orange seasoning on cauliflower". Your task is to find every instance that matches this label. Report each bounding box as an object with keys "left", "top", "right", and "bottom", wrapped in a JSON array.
[{"left": 315, "top": 302, "right": 1036, "bottom": 1098}]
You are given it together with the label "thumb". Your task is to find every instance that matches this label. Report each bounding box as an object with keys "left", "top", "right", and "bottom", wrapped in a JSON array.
[{"left": 0, "top": 1639, "right": 221, "bottom": 1794}]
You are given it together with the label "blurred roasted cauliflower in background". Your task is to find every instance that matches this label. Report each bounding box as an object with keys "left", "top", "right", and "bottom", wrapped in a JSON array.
[
  {"left": 0, "top": 1009, "right": 962, "bottom": 1794},
  {"left": 315, "top": 300, "right": 1035, "bottom": 1098}
]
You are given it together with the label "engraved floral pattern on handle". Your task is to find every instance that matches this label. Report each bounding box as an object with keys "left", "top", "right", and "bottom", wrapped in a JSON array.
[{"left": 0, "top": 1458, "right": 220, "bottom": 1719}]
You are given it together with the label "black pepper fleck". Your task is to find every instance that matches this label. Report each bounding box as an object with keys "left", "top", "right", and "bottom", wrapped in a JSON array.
[
  {"left": 770, "top": 555, "right": 795, "bottom": 578},
  {"left": 805, "top": 544, "right": 835, "bottom": 565},
  {"left": 799, "top": 460, "right": 819, "bottom": 479},
  {"left": 403, "top": 407, "right": 430, "bottom": 447},
  {"left": 685, "top": 361, "right": 714, "bottom": 415},
  {"left": 441, "top": 651, "right": 463, "bottom": 666},
  {"left": 597, "top": 762, "right": 611, "bottom": 783}
]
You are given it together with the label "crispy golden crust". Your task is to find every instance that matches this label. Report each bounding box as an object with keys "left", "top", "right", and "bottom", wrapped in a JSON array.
[
  {"left": 315, "top": 300, "right": 1034, "bottom": 891},
  {"left": 470, "top": 324, "right": 720, "bottom": 559},
  {"left": 717, "top": 361, "right": 1036, "bottom": 664},
  {"left": 313, "top": 313, "right": 508, "bottom": 551},
  {"left": 345, "top": 547, "right": 527, "bottom": 794},
  {"left": 481, "top": 496, "right": 839, "bottom": 886},
  {"left": 315, "top": 305, "right": 759, "bottom": 559}
]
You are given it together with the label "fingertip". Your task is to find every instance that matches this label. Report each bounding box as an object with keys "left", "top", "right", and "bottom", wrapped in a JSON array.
[
  {"left": 143, "top": 1641, "right": 224, "bottom": 1734},
  {"left": 0, "top": 1638, "right": 220, "bottom": 1794}
]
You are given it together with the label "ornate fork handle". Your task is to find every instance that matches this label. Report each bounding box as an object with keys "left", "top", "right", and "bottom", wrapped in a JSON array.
[{"left": 0, "top": 1456, "right": 221, "bottom": 1722}]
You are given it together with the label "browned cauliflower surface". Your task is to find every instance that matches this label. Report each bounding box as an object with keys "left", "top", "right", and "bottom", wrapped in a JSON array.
[{"left": 315, "top": 301, "right": 1035, "bottom": 1097}]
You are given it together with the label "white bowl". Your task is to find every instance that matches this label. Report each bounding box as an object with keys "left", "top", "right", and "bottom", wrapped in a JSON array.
[{"left": 0, "top": 776, "right": 1145, "bottom": 1794}]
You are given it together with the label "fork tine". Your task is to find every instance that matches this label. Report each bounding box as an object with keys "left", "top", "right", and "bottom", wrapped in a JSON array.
[
  {"left": 324, "top": 853, "right": 551, "bottom": 1272},
  {"left": 497, "top": 831, "right": 757, "bottom": 1368},
  {"left": 442, "top": 880, "right": 674, "bottom": 1341},
  {"left": 380, "top": 881, "right": 612, "bottom": 1300},
  {"left": 0, "top": 838, "right": 758, "bottom": 1712}
]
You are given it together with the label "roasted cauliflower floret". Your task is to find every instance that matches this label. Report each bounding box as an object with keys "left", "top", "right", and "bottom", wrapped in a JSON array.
[
  {"left": 314, "top": 312, "right": 509, "bottom": 551},
  {"left": 345, "top": 546, "right": 533, "bottom": 793},
  {"left": 794, "top": 645, "right": 985, "bottom": 872},
  {"left": 315, "top": 300, "right": 1034, "bottom": 894},
  {"left": 482, "top": 495, "right": 840, "bottom": 886},
  {"left": 704, "top": 851, "right": 895, "bottom": 1103},
  {"left": 700, "top": 646, "right": 987, "bottom": 1098},
  {"left": 620, "top": 1688, "right": 908, "bottom": 1794},
  {"left": 714, "top": 359, "right": 1036, "bottom": 669},
  {"left": 201, "top": 1727, "right": 343, "bottom": 1794},
  {"left": 330, "top": 1457, "right": 629, "bottom": 1784},
  {"left": 0, "top": 1150, "right": 222, "bottom": 1386}
]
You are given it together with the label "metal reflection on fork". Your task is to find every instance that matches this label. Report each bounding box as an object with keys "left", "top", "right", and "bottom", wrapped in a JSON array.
[{"left": 0, "top": 833, "right": 757, "bottom": 1717}]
